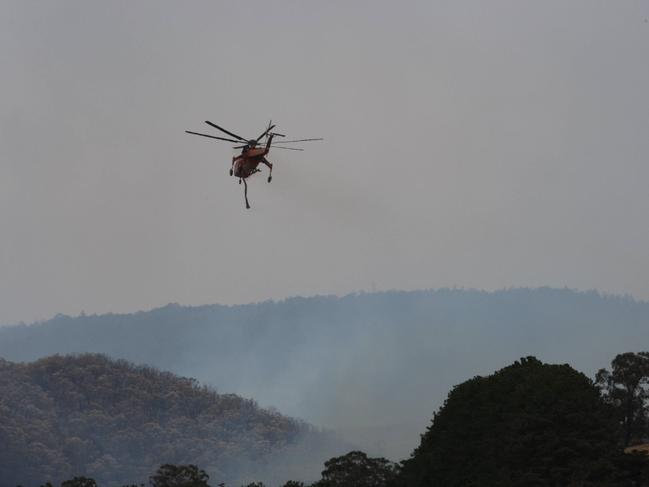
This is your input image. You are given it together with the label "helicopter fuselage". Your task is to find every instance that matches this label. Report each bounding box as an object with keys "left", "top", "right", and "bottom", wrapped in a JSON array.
[{"left": 233, "top": 147, "right": 268, "bottom": 179}]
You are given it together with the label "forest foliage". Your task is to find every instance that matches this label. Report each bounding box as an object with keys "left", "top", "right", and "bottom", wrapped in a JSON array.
[
  {"left": 0, "top": 354, "right": 322, "bottom": 487},
  {"left": 2, "top": 288, "right": 648, "bottom": 462},
  {"left": 5, "top": 353, "right": 649, "bottom": 487},
  {"left": 597, "top": 352, "right": 649, "bottom": 447},
  {"left": 398, "top": 356, "right": 649, "bottom": 487}
]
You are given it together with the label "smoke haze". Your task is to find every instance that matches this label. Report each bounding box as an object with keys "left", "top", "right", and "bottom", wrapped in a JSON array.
[
  {"left": 1, "top": 1, "right": 649, "bottom": 325},
  {"left": 2, "top": 288, "right": 648, "bottom": 460}
]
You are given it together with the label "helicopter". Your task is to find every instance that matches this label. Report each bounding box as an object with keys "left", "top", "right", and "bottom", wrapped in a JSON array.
[{"left": 185, "top": 120, "right": 322, "bottom": 209}]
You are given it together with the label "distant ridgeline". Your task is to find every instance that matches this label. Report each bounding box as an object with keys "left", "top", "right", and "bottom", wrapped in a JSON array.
[
  {"left": 2, "top": 289, "right": 647, "bottom": 371},
  {"left": 1, "top": 288, "right": 649, "bottom": 460},
  {"left": 0, "top": 354, "right": 344, "bottom": 487}
]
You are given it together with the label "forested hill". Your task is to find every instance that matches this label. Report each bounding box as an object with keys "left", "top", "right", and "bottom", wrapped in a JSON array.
[
  {"left": 2, "top": 288, "right": 649, "bottom": 459},
  {"left": 0, "top": 354, "right": 343, "bottom": 487}
]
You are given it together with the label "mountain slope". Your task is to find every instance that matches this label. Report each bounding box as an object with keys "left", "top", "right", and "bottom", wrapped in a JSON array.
[
  {"left": 1, "top": 288, "right": 648, "bottom": 459},
  {"left": 0, "top": 354, "right": 341, "bottom": 487}
]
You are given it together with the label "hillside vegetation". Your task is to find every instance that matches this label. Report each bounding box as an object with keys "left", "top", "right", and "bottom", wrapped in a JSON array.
[
  {"left": 9, "top": 356, "right": 649, "bottom": 487},
  {"left": 0, "top": 354, "right": 341, "bottom": 487},
  {"left": 2, "top": 288, "right": 648, "bottom": 458}
]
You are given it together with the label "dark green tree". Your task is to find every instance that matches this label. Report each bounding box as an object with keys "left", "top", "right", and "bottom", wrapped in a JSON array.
[
  {"left": 399, "top": 357, "right": 628, "bottom": 487},
  {"left": 150, "top": 464, "right": 209, "bottom": 487},
  {"left": 61, "top": 478, "right": 97, "bottom": 487},
  {"left": 314, "top": 450, "right": 398, "bottom": 487},
  {"left": 280, "top": 482, "right": 304, "bottom": 487},
  {"left": 596, "top": 352, "right": 649, "bottom": 446}
]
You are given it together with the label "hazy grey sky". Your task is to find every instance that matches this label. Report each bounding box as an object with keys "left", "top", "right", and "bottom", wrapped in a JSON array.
[{"left": 1, "top": 0, "right": 648, "bottom": 325}]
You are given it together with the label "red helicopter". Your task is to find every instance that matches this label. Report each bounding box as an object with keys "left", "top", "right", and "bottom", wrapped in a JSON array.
[{"left": 186, "top": 120, "right": 322, "bottom": 209}]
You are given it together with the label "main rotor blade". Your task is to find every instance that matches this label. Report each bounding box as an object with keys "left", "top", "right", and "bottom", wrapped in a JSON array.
[
  {"left": 185, "top": 131, "right": 243, "bottom": 143},
  {"left": 204, "top": 121, "right": 248, "bottom": 142},
  {"left": 272, "top": 138, "right": 324, "bottom": 144},
  {"left": 269, "top": 146, "right": 304, "bottom": 151},
  {"left": 232, "top": 145, "right": 303, "bottom": 151},
  {"left": 256, "top": 124, "right": 276, "bottom": 142}
]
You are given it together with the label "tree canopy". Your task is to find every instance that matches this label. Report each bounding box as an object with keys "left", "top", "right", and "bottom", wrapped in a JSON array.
[
  {"left": 399, "top": 357, "right": 633, "bottom": 487},
  {"left": 149, "top": 464, "right": 209, "bottom": 487},
  {"left": 313, "top": 451, "right": 398, "bottom": 487},
  {"left": 596, "top": 351, "right": 649, "bottom": 446}
]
